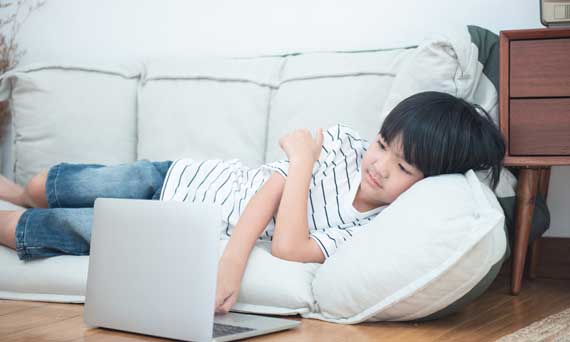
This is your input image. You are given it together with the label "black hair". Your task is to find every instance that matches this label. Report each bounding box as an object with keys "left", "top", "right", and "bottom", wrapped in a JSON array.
[{"left": 379, "top": 91, "right": 506, "bottom": 189}]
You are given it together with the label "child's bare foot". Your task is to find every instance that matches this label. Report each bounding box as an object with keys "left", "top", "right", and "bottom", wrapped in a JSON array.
[{"left": 0, "top": 175, "right": 27, "bottom": 207}]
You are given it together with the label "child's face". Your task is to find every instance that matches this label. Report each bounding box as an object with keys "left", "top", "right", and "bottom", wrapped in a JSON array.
[{"left": 360, "top": 133, "right": 424, "bottom": 206}]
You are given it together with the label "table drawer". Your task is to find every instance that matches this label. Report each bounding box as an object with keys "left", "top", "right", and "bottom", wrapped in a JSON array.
[
  {"left": 510, "top": 38, "right": 570, "bottom": 98},
  {"left": 510, "top": 98, "right": 570, "bottom": 155}
]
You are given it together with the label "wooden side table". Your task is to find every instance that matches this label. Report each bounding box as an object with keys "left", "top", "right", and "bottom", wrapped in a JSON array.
[{"left": 499, "top": 28, "right": 570, "bottom": 295}]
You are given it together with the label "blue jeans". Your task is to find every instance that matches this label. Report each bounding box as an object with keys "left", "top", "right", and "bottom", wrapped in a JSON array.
[{"left": 14, "top": 159, "right": 172, "bottom": 260}]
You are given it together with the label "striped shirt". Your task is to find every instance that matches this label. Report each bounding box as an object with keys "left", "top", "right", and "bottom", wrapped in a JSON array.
[{"left": 159, "top": 123, "right": 387, "bottom": 259}]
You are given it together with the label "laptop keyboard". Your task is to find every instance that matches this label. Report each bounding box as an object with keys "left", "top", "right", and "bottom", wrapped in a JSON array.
[{"left": 213, "top": 322, "right": 256, "bottom": 338}]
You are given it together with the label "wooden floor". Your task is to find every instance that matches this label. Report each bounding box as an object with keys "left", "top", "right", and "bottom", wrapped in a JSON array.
[{"left": 1, "top": 274, "right": 570, "bottom": 342}]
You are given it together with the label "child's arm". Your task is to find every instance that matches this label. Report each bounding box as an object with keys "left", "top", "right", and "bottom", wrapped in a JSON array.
[
  {"left": 215, "top": 172, "right": 285, "bottom": 314},
  {"left": 270, "top": 128, "right": 326, "bottom": 264},
  {"left": 271, "top": 158, "right": 325, "bottom": 264}
]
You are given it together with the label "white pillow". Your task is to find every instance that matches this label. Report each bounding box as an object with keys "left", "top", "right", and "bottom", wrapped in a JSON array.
[
  {"left": 379, "top": 26, "right": 498, "bottom": 125},
  {"left": 222, "top": 240, "right": 319, "bottom": 315},
  {"left": 304, "top": 170, "right": 506, "bottom": 323}
]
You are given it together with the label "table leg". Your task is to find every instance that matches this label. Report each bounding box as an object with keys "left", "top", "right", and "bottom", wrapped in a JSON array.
[
  {"left": 511, "top": 168, "right": 539, "bottom": 295},
  {"left": 528, "top": 240, "right": 541, "bottom": 280},
  {"left": 528, "top": 167, "right": 551, "bottom": 280}
]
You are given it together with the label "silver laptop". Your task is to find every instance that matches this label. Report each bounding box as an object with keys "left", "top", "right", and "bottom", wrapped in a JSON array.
[{"left": 84, "top": 198, "right": 300, "bottom": 342}]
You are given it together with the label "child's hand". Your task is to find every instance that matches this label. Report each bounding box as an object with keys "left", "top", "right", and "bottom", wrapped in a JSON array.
[
  {"left": 214, "top": 257, "right": 243, "bottom": 315},
  {"left": 279, "top": 128, "right": 324, "bottom": 163}
]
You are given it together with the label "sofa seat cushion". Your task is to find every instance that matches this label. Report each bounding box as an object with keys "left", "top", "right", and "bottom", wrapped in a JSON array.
[{"left": 0, "top": 199, "right": 317, "bottom": 315}]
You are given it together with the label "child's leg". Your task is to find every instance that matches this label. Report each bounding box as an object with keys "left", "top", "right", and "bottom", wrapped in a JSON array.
[
  {"left": 0, "top": 210, "right": 22, "bottom": 249},
  {"left": 0, "top": 159, "right": 172, "bottom": 209},
  {"left": 0, "top": 172, "right": 48, "bottom": 208},
  {"left": 38, "top": 159, "right": 172, "bottom": 208},
  {"left": 0, "top": 160, "right": 173, "bottom": 259},
  {"left": 0, "top": 207, "right": 94, "bottom": 260}
]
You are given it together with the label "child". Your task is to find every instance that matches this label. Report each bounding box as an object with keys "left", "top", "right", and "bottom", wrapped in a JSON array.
[{"left": 0, "top": 91, "right": 505, "bottom": 315}]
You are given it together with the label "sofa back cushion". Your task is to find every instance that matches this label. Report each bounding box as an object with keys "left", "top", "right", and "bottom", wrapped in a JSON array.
[
  {"left": 137, "top": 57, "right": 282, "bottom": 168},
  {"left": 0, "top": 49, "right": 414, "bottom": 184},
  {"left": 0, "top": 64, "right": 139, "bottom": 185},
  {"left": 264, "top": 48, "right": 413, "bottom": 163}
]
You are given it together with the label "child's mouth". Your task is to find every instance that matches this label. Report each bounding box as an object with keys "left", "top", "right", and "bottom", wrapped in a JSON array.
[{"left": 366, "top": 171, "right": 382, "bottom": 189}]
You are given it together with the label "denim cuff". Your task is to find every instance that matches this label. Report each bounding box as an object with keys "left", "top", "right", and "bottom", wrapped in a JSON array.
[
  {"left": 45, "top": 163, "right": 63, "bottom": 208},
  {"left": 14, "top": 209, "right": 33, "bottom": 261}
]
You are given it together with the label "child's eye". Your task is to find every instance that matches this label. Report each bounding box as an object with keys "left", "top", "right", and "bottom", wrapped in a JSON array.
[
  {"left": 399, "top": 164, "right": 411, "bottom": 175},
  {"left": 377, "top": 141, "right": 385, "bottom": 150}
]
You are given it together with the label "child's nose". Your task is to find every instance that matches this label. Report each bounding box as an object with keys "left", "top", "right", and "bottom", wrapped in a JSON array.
[{"left": 372, "top": 161, "right": 388, "bottom": 179}]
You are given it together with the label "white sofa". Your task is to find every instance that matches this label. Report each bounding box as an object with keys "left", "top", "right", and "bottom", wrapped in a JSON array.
[{"left": 0, "top": 26, "right": 513, "bottom": 323}]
